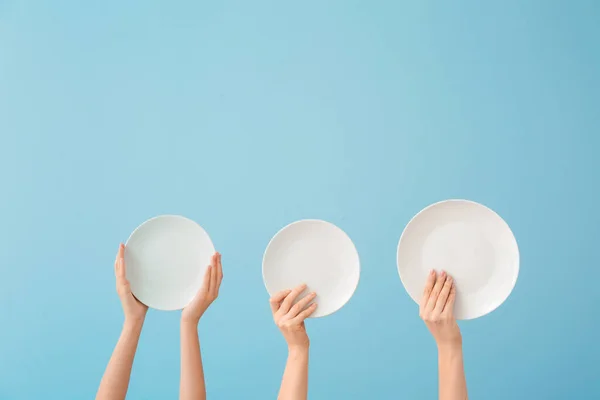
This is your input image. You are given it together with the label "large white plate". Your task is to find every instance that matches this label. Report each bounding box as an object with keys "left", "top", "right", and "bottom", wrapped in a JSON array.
[
  {"left": 124, "top": 215, "right": 215, "bottom": 311},
  {"left": 397, "top": 200, "right": 519, "bottom": 320},
  {"left": 262, "top": 220, "right": 360, "bottom": 318}
]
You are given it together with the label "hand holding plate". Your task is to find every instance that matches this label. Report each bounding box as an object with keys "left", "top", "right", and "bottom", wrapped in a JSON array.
[
  {"left": 181, "top": 252, "right": 223, "bottom": 324},
  {"left": 115, "top": 243, "right": 148, "bottom": 324},
  {"left": 270, "top": 284, "right": 318, "bottom": 350},
  {"left": 420, "top": 270, "right": 462, "bottom": 350}
]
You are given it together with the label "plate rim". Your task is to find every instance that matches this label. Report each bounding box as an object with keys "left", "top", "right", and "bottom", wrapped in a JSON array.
[
  {"left": 262, "top": 218, "right": 361, "bottom": 318},
  {"left": 396, "top": 199, "right": 520, "bottom": 320},
  {"left": 124, "top": 214, "right": 215, "bottom": 311}
]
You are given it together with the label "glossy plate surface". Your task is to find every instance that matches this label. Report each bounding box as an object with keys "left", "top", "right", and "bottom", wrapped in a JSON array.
[
  {"left": 263, "top": 220, "right": 360, "bottom": 318},
  {"left": 397, "top": 200, "right": 519, "bottom": 320},
  {"left": 125, "top": 215, "right": 215, "bottom": 311}
]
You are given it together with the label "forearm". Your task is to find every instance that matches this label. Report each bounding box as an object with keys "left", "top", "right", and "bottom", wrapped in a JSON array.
[
  {"left": 180, "top": 321, "right": 206, "bottom": 400},
  {"left": 438, "top": 345, "right": 468, "bottom": 400},
  {"left": 96, "top": 320, "right": 144, "bottom": 400},
  {"left": 278, "top": 346, "right": 310, "bottom": 400}
]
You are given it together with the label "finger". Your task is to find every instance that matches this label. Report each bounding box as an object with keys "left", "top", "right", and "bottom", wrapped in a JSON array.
[
  {"left": 200, "top": 264, "right": 212, "bottom": 293},
  {"left": 425, "top": 271, "right": 447, "bottom": 312},
  {"left": 420, "top": 270, "right": 436, "bottom": 311},
  {"left": 114, "top": 248, "right": 119, "bottom": 272},
  {"left": 290, "top": 303, "right": 318, "bottom": 324},
  {"left": 287, "top": 292, "right": 317, "bottom": 318},
  {"left": 114, "top": 243, "right": 124, "bottom": 273},
  {"left": 216, "top": 252, "right": 223, "bottom": 290},
  {"left": 279, "top": 284, "right": 307, "bottom": 314},
  {"left": 433, "top": 275, "right": 453, "bottom": 314},
  {"left": 208, "top": 254, "right": 217, "bottom": 296},
  {"left": 116, "top": 244, "right": 126, "bottom": 281},
  {"left": 116, "top": 258, "right": 124, "bottom": 281},
  {"left": 269, "top": 289, "right": 292, "bottom": 314},
  {"left": 442, "top": 281, "right": 457, "bottom": 316}
]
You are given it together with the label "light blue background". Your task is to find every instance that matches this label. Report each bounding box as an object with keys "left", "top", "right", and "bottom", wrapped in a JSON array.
[{"left": 1, "top": 1, "right": 599, "bottom": 399}]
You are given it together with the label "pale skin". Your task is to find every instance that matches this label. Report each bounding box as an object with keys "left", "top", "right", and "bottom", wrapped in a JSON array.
[
  {"left": 420, "top": 270, "right": 468, "bottom": 400},
  {"left": 96, "top": 244, "right": 149, "bottom": 400},
  {"left": 96, "top": 244, "right": 222, "bottom": 400},
  {"left": 180, "top": 253, "right": 223, "bottom": 400},
  {"left": 270, "top": 284, "right": 318, "bottom": 400}
]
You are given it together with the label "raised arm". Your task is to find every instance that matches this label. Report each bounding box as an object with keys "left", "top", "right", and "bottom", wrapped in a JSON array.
[
  {"left": 270, "top": 284, "right": 318, "bottom": 400},
  {"left": 96, "top": 244, "right": 149, "bottom": 400},
  {"left": 179, "top": 253, "right": 223, "bottom": 400},
  {"left": 420, "top": 271, "right": 468, "bottom": 400}
]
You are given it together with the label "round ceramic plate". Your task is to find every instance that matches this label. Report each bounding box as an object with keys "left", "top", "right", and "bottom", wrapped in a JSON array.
[
  {"left": 262, "top": 220, "right": 360, "bottom": 318},
  {"left": 397, "top": 200, "right": 519, "bottom": 320},
  {"left": 124, "top": 215, "right": 215, "bottom": 311}
]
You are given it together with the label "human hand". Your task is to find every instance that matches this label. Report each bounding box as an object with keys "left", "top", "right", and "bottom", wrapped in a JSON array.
[
  {"left": 115, "top": 243, "right": 148, "bottom": 325},
  {"left": 420, "top": 270, "right": 462, "bottom": 350},
  {"left": 181, "top": 252, "right": 223, "bottom": 324},
  {"left": 270, "top": 284, "right": 318, "bottom": 351}
]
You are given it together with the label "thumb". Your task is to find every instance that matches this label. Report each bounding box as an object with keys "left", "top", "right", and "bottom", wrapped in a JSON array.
[{"left": 199, "top": 264, "right": 212, "bottom": 293}]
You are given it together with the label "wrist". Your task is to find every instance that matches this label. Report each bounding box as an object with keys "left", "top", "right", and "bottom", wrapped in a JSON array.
[
  {"left": 437, "top": 342, "right": 463, "bottom": 357},
  {"left": 181, "top": 317, "right": 200, "bottom": 328},
  {"left": 123, "top": 318, "right": 144, "bottom": 332},
  {"left": 288, "top": 344, "right": 310, "bottom": 355}
]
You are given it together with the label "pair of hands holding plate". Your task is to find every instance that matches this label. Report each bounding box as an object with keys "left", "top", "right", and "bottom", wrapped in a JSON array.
[
  {"left": 114, "top": 243, "right": 223, "bottom": 325},
  {"left": 97, "top": 245, "right": 224, "bottom": 400}
]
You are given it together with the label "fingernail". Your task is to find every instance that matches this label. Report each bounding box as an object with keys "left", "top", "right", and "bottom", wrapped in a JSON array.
[
  {"left": 310, "top": 292, "right": 316, "bottom": 297},
  {"left": 430, "top": 270, "right": 435, "bottom": 276},
  {"left": 441, "top": 270, "right": 446, "bottom": 277}
]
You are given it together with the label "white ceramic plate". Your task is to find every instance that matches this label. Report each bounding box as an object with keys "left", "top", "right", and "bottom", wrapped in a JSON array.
[
  {"left": 397, "top": 200, "right": 519, "bottom": 320},
  {"left": 262, "top": 220, "right": 360, "bottom": 318},
  {"left": 124, "top": 215, "right": 215, "bottom": 311}
]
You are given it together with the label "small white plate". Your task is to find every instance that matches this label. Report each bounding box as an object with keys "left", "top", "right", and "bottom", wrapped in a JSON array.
[
  {"left": 262, "top": 220, "right": 360, "bottom": 318},
  {"left": 397, "top": 200, "right": 519, "bottom": 320},
  {"left": 125, "top": 215, "right": 215, "bottom": 311}
]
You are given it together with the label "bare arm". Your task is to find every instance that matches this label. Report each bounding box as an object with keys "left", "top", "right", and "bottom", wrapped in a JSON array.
[
  {"left": 180, "top": 322, "right": 206, "bottom": 400},
  {"left": 96, "top": 321, "right": 144, "bottom": 400},
  {"left": 438, "top": 345, "right": 467, "bottom": 400},
  {"left": 279, "top": 346, "right": 310, "bottom": 400},
  {"left": 180, "top": 253, "right": 223, "bottom": 400},
  {"left": 420, "top": 271, "right": 468, "bottom": 400},
  {"left": 270, "top": 284, "right": 318, "bottom": 400},
  {"left": 96, "top": 244, "right": 148, "bottom": 400}
]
